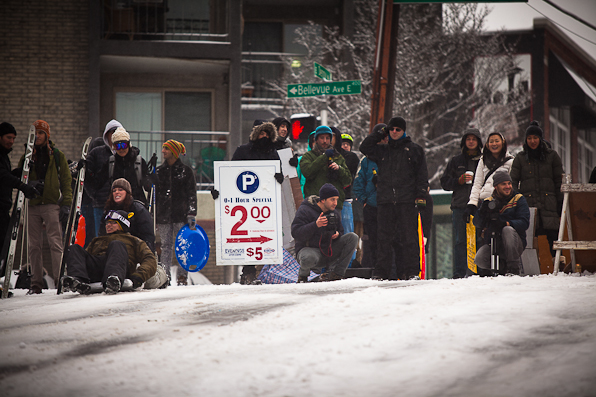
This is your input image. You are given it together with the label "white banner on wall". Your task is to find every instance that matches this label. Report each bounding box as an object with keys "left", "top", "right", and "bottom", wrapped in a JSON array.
[{"left": 214, "top": 160, "right": 283, "bottom": 266}]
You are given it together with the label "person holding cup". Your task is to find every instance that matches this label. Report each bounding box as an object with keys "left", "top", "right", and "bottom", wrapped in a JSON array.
[{"left": 440, "top": 129, "right": 483, "bottom": 278}]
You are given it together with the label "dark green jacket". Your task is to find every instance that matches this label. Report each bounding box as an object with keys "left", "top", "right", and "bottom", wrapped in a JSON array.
[
  {"left": 19, "top": 141, "right": 72, "bottom": 207},
  {"left": 510, "top": 142, "right": 564, "bottom": 231},
  {"left": 87, "top": 231, "right": 157, "bottom": 282},
  {"left": 299, "top": 145, "right": 352, "bottom": 209}
]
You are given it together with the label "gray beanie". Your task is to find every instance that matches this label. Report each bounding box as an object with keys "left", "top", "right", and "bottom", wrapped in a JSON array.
[{"left": 492, "top": 171, "right": 512, "bottom": 187}]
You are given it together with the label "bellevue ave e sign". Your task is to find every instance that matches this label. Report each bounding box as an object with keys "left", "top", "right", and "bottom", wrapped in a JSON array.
[{"left": 287, "top": 80, "right": 362, "bottom": 98}]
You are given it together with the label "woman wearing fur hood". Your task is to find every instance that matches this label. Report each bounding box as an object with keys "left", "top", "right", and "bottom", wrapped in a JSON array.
[{"left": 232, "top": 122, "right": 281, "bottom": 161}]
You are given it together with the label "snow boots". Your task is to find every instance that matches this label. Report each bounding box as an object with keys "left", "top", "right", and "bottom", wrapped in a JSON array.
[
  {"left": 104, "top": 275, "right": 121, "bottom": 294},
  {"left": 61, "top": 276, "right": 91, "bottom": 295}
]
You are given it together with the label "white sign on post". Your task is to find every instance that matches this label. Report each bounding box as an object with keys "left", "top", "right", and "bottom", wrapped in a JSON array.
[{"left": 214, "top": 160, "right": 283, "bottom": 266}]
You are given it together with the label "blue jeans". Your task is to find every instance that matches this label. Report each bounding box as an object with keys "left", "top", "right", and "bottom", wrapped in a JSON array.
[
  {"left": 93, "top": 207, "right": 105, "bottom": 236},
  {"left": 341, "top": 201, "right": 356, "bottom": 266}
]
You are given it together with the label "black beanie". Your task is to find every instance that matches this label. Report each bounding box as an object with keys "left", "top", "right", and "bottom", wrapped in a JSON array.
[
  {"left": 387, "top": 117, "right": 406, "bottom": 132},
  {"left": 253, "top": 119, "right": 267, "bottom": 127},
  {"left": 492, "top": 171, "right": 512, "bottom": 187},
  {"left": 372, "top": 123, "right": 386, "bottom": 135},
  {"left": 525, "top": 121, "right": 543, "bottom": 139},
  {"left": 0, "top": 122, "right": 17, "bottom": 137},
  {"left": 319, "top": 183, "right": 339, "bottom": 200}
]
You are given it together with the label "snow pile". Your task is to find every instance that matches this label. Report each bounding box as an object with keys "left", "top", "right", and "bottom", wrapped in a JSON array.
[{"left": 1, "top": 273, "right": 595, "bottom": 397}]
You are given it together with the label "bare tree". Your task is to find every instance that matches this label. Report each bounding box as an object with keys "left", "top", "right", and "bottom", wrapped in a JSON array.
[{"left": 269, "top": 2, "right": 530, "bottom": 187}]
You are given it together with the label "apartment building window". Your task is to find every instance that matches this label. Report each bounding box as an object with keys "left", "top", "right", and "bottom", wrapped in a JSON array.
[
  {"left": 549, "top": 107, "right": 571, "bottom": 174},
  {"left": 578, "top": 128, "right": 596, "bottom": 182}
]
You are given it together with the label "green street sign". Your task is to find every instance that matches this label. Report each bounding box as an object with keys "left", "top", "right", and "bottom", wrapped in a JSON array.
[
  {"left": 314, "top": 62, "right": 332, "bottom": 81},
  {"left": 287, "top": 80, "right": 362, "bottom": 98}
]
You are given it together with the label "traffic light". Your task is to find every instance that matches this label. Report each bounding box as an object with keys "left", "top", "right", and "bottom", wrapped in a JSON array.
[{"left": 290, "top": 114, "right": 316, "bottom": 142}]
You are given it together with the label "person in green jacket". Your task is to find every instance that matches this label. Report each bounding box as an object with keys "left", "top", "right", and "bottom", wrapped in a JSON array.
[
  {"left": 19, "top": 120, "right": 72, "bottom": 294},
  {"left": 299, "top": 126, "right": 352, "bottom": 210}
]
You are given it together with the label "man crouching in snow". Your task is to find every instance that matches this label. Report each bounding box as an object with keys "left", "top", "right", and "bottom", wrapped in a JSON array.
[
  {"left": 62, "top": 210, "right": 157, "bottom": 294},
  {"left": 291, "top": 183, "right": 359, "bottom": 282}
]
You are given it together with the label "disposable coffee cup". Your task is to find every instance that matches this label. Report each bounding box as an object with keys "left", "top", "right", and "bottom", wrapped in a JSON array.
[{"left": 465, "top": 171, "right": 473, "bottom": 184}]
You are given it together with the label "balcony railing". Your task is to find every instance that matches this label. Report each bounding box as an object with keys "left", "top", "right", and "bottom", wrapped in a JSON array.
[
  {"left": 102, "top": 0, "right": 229, "bottom": 42},
  {"left": 127, "top": 130, "right": 229, "bottom": 190}
]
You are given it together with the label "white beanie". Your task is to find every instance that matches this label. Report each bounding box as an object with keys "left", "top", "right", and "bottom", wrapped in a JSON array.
[
  {"left": 103, "top": 119, "right": 123, "bottom": 153},
  {"left": 111, "top": 127, "right": 130, "bottom": 146}
]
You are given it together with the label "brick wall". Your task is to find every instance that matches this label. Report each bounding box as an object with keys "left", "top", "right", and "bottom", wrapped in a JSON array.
[{"left": 0, "top": 0, "right": 90, "bottom": 163}]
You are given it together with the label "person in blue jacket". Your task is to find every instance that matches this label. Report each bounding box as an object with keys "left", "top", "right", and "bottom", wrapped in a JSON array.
[{"left": 473, "top": 171, "right": 530, "bottom": 275}]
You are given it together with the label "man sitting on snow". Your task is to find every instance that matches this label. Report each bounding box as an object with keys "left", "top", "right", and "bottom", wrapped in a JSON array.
[
  {"left": 291, "top": 183, "right": 359, "bottom": 282},
  {"left": 62, "top": 210, "right": 157, "bottom": 294},
  {"left": 473, "top": 171, "right": 530, "bottom": 275}
]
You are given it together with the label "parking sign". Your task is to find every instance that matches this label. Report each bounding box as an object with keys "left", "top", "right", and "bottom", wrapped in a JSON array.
[{"left": 214, "top": 160, "right": 283, "bottom": 265}]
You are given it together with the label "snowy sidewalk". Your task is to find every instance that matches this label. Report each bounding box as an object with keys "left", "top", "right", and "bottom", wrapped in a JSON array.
[{"left": 1, "top": 274, "right": 595, "bottom": 397}]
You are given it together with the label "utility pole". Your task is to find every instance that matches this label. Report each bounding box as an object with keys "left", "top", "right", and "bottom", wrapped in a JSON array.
[{"left": 369, "top": 0, "right": 400, "bottom": 133}]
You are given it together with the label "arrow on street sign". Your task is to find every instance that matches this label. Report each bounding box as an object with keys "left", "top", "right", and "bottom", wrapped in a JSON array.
[
  {"left": 314, "top": 62, "right": 332, "bottom": 81},
  {"left": 287, "top": 80, "right": 362, "bottom": 98},
  {"left": 226, "top": 235, "right": 273, "bottom": 244}
]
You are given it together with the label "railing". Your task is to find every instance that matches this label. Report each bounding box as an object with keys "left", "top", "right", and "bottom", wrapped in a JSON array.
[
  {"left": 102, "top": 0, "right": 229, "bottom": 42},
  {"left": 127, "top": 130, "right": 229, "bottom": 190}
]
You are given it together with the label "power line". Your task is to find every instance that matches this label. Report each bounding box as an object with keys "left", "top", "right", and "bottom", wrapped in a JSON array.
[
  {"left": 526, "top": 3, "right": 596, "bottom": 46},
  {"left": 542, "top": 0, "right": 596, "bottom": 32}
]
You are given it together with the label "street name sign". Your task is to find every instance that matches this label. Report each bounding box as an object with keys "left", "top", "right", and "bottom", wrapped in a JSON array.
[
  {"left": 214, "top": 160, "right": 283, "bottom": 266},
  {"left": 287, "top": 80, "right": 362, "bottom": 98},
  {"left": 314, "top": 62, "right": 332, "bottom": 81}
]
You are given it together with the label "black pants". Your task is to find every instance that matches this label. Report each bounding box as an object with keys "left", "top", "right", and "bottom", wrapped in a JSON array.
[
  {"left": 66, "top": 241, "right": 128, "bottom": 286},
  {"left": 361, "top": 204, "right": 378, "bottom": 268},
  {"left": 376, "top": 203, "right": 420, "bottom": 280}
]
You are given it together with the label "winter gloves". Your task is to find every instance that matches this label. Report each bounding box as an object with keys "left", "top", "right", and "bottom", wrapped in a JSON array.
[
  {"left": 187, "top": 215, "right": 196, "bottom": 230},
  {"left": 274, "top": 172, "right": 284, "bottom": 184},
  {"left": 324, "top": 148, "right": 335, "bottom": 158},
  {"left": 129, "top": 273, "right": 144, "bottom": 289},
  {"left": 59, "top": 205, "right": 70, "bottom": 224},
  {"left": 289, "top": 154, "right": 299, "bottom": 167},
  {"left": 463, "top": 204, "right": 476, "bottom": 223},
  {"left": 210, "top": 188, "right": 219, "bottom": 200},
  {"left": 18, "top": 182, "right": 40, "bottom": 199}
]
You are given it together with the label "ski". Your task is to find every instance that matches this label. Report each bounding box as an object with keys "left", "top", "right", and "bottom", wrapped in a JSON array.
[
  {"left": 57, "top": 137, "right": 92, "bottom": 294},
  {"left": 1, "top": 126, "right": 35, "bottom": 299}
]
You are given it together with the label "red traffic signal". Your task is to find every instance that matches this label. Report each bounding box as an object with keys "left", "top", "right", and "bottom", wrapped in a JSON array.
[{"left": 290, "top": 114, "right": 316, "bottom": 142}]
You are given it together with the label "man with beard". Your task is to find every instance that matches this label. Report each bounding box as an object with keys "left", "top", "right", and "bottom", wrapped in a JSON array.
[
  {"left": 474, "top": 171, "right": 530, "bottom": 275},
  {"left": 291, "top": 183, "right": 358, "bottom": 282},
  {"left": 223, "top": 121, "right": 283, "bottom": 284},
  {"left": 299, "top": 126, "right": 351, "bottom": 210},
  {"left": 359, "top": 117, "right": 428, "bottom": 280},
  {"left": 18, "top": 120, "right": 72, "bottom": 294}
]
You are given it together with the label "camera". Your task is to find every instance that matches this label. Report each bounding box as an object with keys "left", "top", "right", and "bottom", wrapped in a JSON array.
[
  {"left": 323, "top": 211, "right": 338, "bottom": 233},
  {"left": 487, "top": 200, "right": 500, "bottom": 221}
]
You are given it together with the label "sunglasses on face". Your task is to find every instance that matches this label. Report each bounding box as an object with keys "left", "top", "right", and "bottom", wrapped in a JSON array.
[
  {"left": 114, "top": 141, "right": 129, "bottom": 150},
  {"left": 390, "top": 127, "right": 402, "bottom": 132}
]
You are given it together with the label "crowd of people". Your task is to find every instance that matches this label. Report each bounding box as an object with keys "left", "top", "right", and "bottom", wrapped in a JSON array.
[{"left": 1, "top": 115, "right": 592, "bottom": 293}]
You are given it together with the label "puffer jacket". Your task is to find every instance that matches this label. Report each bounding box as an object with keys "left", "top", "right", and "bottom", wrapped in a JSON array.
[
  {"left": 299, "top": 145, "right": 352, "bottom": 210},
  {"left": 155, "top": 158, "right": 197, "bottom": 224},
  {"left": 86, "top": 230, "right": 156, "bottom": 282},
  {"left": 510, "top": 141, "right": 563, "bottom": 230},
  {"left": 352, "top": 157, "right": 378, "bottom": 207},
  {"left": 111, "top": 146, "right": 150, "bottom": 205},
  {"left": 468, "top": 154, "right": 514, "bottom": 207},
  {"left": 291, "top": 195, "right": 344, "bottom": 255},
  {"left": 19, "top": 141, "right": 72, "bottom": 207},
  {"left": 359, "top": 131, "right": 428, "bottom": 205}
]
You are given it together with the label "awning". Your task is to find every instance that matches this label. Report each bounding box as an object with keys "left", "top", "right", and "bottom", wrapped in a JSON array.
[{"left": 556, "top": 55, "right": 596, "bottom": 106}]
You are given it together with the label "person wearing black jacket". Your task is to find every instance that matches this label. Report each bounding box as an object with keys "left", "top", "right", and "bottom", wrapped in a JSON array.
[
  {"left": 228, "top": 121, "right": 284, "bottom": 284},
  {"left": 440, "top": 129, "right": 483, "bottom": 278},
  {"left": 272, "top": 117, "right": 292, "bottom": 150},
  {"left": 85, "top": 119, "right": 123, "bottom": 236},
  {"left": 0, "top": 122, "right": 39, "bottom": 258},
  {"left": 291, "top": 183, "right": 359, "bottom": 282},
  {"left": 359, "top": 116, "right": 429, "bottom": 280},
  {"left": 154, "top": 139, "right": 197, "bottom": 285}
]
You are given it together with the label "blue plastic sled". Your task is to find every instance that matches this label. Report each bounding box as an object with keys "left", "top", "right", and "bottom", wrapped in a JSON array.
[{"left": 175, "top": 225, "right": 210, "bottom": 272}]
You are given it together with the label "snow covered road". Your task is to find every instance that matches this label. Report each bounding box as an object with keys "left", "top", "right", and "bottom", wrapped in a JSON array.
[{"left": 1, "top": 274, "right": 595, "bottom": 397}]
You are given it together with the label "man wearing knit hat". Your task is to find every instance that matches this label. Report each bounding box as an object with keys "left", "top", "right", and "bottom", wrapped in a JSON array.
[
  {"left": 154, "top": 139, "right": 197, "bottom": 286},
  {"left": 63, "top": 209, "right": 157, "bottom": 294},
  {"left": 17, "top": 120, "right": 72, "bottom": 294},
  {"left": 299, "top": 125, "right": 352, "bottom": 211},
  {"left": 440, "top": 128, "right": 483, "bottom": 278},
  {"left": 1, "top": 122, "right": 40, "bottom": 260},
  {"left": 473, "top": 171, "right": 530, "bottom": 275},
  {"left": 291, "top": 183, "right": 359, "bottom": 282},
  {"left": 360, "top": 116, "right": 429, "bottom": 280},
  {"left": 510, "top": 120, "right": 563, "bottom": 255}
]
